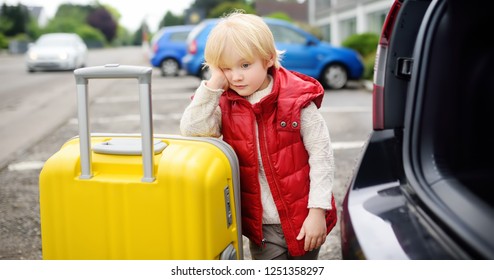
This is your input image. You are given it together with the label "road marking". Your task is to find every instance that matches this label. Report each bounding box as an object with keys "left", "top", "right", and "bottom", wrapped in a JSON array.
[
  {"left": 319, "top": 106, "right": 371, "bottom": 113},
  {"left": 8, "top": 161, "right": 45, "bottom": 171},
  {"left": 332, "top": 141, "right": 366, "bottom": 150}
]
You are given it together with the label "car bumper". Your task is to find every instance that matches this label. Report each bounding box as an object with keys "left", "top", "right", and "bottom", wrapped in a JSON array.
[
  {"left": 340, "top": 130, "right": 455, "bottom": 260},
  {"left": 182, "top": 54, "right": 202, "bottom": 77},
  {"left": 341, "top": 180, "right": 410, "bottom": 259},
  {"left": 27, "top": 60, "right": 75, "bottom": 71}
]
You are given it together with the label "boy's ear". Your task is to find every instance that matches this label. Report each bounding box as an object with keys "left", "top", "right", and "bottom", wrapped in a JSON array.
[{"left": 266, "top": 56, "right": 274, "bottom": 68}]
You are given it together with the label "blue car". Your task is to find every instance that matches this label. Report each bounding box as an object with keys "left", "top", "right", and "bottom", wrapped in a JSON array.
[
  {"left": 182, "top": 18, "right": 364, "bottom": 89},
  {"left": 150, "top": 25, "right": 195, "bottom": 76}
]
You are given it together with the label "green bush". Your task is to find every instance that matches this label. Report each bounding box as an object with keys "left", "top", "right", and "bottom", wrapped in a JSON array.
[
  {"left": 77, "top": 25, "right": 105, "bottom": 41},
  {"left": 0, "top": 33, "right": 9, "bottom": 49},
  {"left": 363, "top": 50, "right": 377, "bottom": 80},
  {"left": 77, "top": 25, "right": 106, "bottom": 48},
  {"left": 342, "top": 32, "right": 379, "bottom": 57},
  {"left": 342, "top": 32, "right": 379, "bottom": 80},
  {"left": 265, "top": 12, "right": 293, "bottom": 22},
  {"left": 208, "top": 3, "right": 255, "bottom": 18}
]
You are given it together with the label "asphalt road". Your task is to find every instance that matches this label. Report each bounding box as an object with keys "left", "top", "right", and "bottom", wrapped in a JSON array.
[{"left": 0, "top": 47, "right": 372, "bottom": 260}]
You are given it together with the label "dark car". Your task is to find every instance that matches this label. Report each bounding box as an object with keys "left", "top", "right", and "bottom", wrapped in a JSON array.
[
  {"left": 150, "top": 25, "right": 195, "bottom": 76},
  {"left": 182, "top": 17, "right": 364, "bottom": 89},
  {"left": 340, "top": 0, "right": 494, "bottom": 259}
]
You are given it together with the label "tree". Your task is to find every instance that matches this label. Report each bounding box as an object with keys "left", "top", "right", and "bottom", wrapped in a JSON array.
[
  {"left": 0, "top": 3, "right": 31, "bottom": 37},
  {"left": 54, "top": 3, "right": 92, "bottom": 23},
  {"left": 192, "top": 0, "right": 250, "bottom": 18},
  {"left": 208, "top": 2, "right": 255, "bottom": 18},
  {"left": 86, "top": 7, "right": 117, "bottom": 42},
  {"left": 77, "top": 24, "right": 106, "bottom": 48},
  {"left": 44, "top": 4, "right": 92, "bottom": 36},
  {"left": 159, "top": 11, "right": 184, "bottom": 28},
  {"left": 101, "top": 4, "right": 121, "bottom": 26},
  {"left": 114, "top": 25, "right": 133, "bottom": 46},
  {"left": 132, "top": 23, "right": 148, "bottom": 46}
]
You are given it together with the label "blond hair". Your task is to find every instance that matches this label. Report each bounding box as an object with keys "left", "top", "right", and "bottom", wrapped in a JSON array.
[{"left": 204, "top": 11, "right": 282, "bottom": 69}]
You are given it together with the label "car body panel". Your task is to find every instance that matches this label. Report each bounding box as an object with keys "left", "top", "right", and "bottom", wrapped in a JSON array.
[
  {"left": 182, "top": 17, "right": 364, "bottom": 89},
  {"left": 150, "top": 25, "right": 194, "bottom": 76},
  {"left": 342, "top": 130, "right": 462, "bottom": 259},
  {"left": 182, "top": 19, "right": 217, "bottom": 78},
  {"left": 341, "top": 0, "right": 494, "bottom": 260},
  {"left": 25, "top": 33, "right": 88, "bottom": 72}
]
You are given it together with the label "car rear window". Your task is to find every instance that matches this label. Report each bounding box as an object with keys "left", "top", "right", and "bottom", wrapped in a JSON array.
[{"left": 169, "top": 31, "right": 190, "bottom": 42}]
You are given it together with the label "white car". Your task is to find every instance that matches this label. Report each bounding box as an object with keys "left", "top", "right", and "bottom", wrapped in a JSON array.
[{"left": 26, "top": 33, "right": 88, "bottom": 72}]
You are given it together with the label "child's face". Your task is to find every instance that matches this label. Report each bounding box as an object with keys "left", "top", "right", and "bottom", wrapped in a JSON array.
[{"left": 220, "top": 50, "right": 274, "bottom": 97}]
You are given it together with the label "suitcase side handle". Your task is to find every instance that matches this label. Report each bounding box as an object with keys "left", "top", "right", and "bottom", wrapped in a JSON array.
[{"left": 74, "top": 64, "right": 156, "bottom": 182}]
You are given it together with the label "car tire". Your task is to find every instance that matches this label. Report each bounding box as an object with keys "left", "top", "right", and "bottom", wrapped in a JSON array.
[
  {"left": 321, "top": 63, "right": 348, "bottom": 89},
  {"left": 160, "top": 58, "right": 180, "bottom": 77}
]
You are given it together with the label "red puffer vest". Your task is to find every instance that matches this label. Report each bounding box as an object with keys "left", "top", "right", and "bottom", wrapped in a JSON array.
[{"left": 219, "top": 67, "right": 337, "bottom": 257}]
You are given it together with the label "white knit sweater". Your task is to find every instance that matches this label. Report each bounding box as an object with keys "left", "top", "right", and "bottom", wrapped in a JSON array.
[{"left": 180, "top": 76, "right": 334, "bottom": 224}]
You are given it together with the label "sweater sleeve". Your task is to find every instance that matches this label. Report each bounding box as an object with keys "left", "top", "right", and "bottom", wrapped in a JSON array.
[
  {"left": 180, "top": 80, "right": 223, "bottom": 138},
  {"left": 300, "top": 102, "right": 334, "bottom": 210}
]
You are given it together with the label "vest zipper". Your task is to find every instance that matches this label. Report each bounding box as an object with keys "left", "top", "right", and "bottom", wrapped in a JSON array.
[{"left": 258, "top": 115, "right": 290, "bottom": 226}]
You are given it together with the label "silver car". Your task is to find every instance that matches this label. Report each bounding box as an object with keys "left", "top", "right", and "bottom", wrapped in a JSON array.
[{"left": 26, "top": 33, "right": 88, "bottom": 72}]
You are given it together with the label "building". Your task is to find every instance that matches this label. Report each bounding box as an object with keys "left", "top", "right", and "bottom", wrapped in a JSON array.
[
  {"left": 256, "top": 0, "right": 308, "bottom": 23},
  {"left": 27, "top": 5, "right": 48, "bottom": 27},
  {"left": 308, "top": 0, "right": 393, "bottom": 46}
]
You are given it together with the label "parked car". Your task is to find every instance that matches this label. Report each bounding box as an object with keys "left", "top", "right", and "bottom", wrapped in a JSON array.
[
  {"left": 25, "top": 33, "right": 88, "bottom": 72},
  {"left": 150, "top": 25, "right": 195, "bottom": 77},
  {"left": 340, "top": 0, "right": 494, "bottom": 259},
  {"left": 182, "top": 17, "right": 364, "bottom": 89}
]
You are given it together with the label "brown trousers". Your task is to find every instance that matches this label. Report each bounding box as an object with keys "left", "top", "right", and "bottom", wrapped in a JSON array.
[{"left": 249, "top": 224, "right": 321, "bottom": 260}]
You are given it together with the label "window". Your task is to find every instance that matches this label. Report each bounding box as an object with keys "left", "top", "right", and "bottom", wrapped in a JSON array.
[
  {"left": 320, "top": 24, "right": 331, "bottom": 42},
  {"left": 367, "top": 10, "right": 388, "bottom": 34},
  {"left": 339, "top": 17, "right": 357, "bottom": 42},
  {"left": 269, "top": 24, "right": 306, "bottom": 44},
  {"left": 169, "top": 31, "right": 190, "bottom": 42}
]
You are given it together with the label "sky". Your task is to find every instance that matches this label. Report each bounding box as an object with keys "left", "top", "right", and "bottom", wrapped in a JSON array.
[{"left": 4, "top": 0, "right": 196, "bottom": 32}]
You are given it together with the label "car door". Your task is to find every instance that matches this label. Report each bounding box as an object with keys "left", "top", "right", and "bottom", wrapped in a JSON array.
[
  {"left": 268, "top": 23, "right": 320, "bottom": 76},
  {"left": 341, "top": 0, "right": 494, "bottom": 260},
  {"left": 403, "top": 0, "right": 494, "bottom": 258}
]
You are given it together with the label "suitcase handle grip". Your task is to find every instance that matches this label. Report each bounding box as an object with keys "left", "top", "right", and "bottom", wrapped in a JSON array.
[
  {"left": 74, "top": 64, "right": 152, "bottom": 84},
  {"left": 73, "top": 64, "right": 156, "bottom": 182}
]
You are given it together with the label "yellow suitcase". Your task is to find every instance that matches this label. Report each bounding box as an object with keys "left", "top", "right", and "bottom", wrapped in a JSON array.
[{"left": 39, "top": 65, "right": 242, "bottom": 260}]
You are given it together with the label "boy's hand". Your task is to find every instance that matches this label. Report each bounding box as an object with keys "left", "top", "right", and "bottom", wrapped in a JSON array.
[
  {"left": 296, "top": 208, "right": 327, "bottom": 251},
  {"left": 206, "top": 66, "right": 229, "bottom": 91}
]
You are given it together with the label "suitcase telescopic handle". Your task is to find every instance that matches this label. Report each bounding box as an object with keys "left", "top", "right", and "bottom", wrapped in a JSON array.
[{"left": 74, "top": 64, "right": 155, "bottom": 182}]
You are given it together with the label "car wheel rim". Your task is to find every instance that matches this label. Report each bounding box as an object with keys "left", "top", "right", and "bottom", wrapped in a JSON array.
[
  {"left": 161, "top": 59, "right": 179, "bottom": 76},
  {"left": 324, "top": 65, "right": 347, "bottom": 89}
]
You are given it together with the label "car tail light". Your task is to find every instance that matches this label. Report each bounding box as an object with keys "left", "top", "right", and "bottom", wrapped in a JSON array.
[
  {"left": 373, "top": 0, "right": 402, "bottom": 130},
  {"left": 152, "top": 43, "right": 158, "bottom": 54},
  {"left": 188, "top": 39, "right": 197, "bottom": 55}
]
